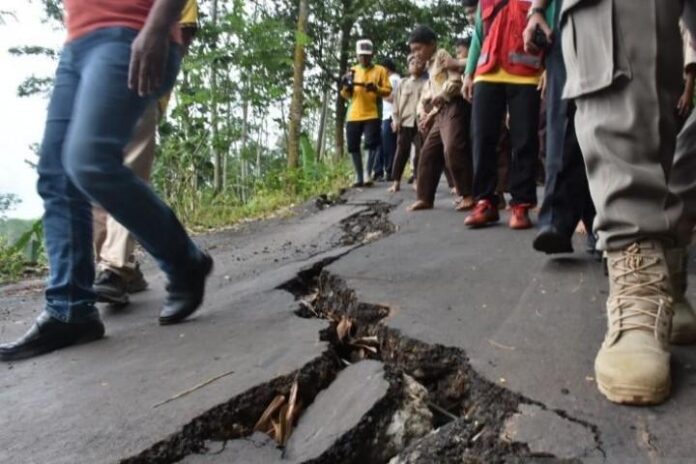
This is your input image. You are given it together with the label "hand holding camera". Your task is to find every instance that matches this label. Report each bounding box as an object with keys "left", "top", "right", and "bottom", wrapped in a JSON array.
[{"left": 365, "top": 82, "right": 378, "bottom": 93}]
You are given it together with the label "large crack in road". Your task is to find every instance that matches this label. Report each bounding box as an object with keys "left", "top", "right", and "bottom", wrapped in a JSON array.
[{"left": 122, "top": 201, "right": 604, "bottom": 464}]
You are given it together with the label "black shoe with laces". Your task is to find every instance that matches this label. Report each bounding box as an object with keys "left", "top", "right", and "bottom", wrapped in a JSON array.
[
  {"left": 94, "top": 269, "right": 129, "bottom": 305},
  {"left": 126, "top": 263, "right": 149, "bottom": 294}
]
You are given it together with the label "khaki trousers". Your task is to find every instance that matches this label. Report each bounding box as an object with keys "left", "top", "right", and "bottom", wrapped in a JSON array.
[
  {"left": 93, "top": 102, "right": 158, "bottom": 278},
  {"left": 563, "top": 0, "right": 687, "bottom": 250}
]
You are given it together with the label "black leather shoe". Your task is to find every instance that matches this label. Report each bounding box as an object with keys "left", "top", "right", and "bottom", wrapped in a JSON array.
[
  {"left": 94, "top": 269, "right": 129, "bottom": 305},
  {"left": 159, "top": 253, "right": 214, "bottom": 325},
  {"left": 533, "top": 225, "right": 574, "bottom": 254},
  {"left": 0, "top": 311, "right": 105, "bottom": 362}
]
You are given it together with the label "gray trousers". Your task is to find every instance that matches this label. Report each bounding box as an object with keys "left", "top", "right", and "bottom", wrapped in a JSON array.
[{"left": 562, "top": 0, "right": 694, "bottom": 250}]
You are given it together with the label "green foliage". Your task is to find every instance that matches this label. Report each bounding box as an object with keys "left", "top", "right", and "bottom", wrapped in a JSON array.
[
  {"left": 0, "top": 219, "right": 45, "bottom": 284},
  {"left": 157, "top": 156, "right": 352, "bottom": 231},
  {"left": 17, "top": 75, "right": 54, "bottom": 97},
  {"left": 0, "top": 237, "right": 26, "bottom": 284},
  {"left": 0, "top": 193, "right": 20, "bottom": 219}
]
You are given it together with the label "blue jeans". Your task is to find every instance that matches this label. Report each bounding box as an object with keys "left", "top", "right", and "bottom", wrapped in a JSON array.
[
  {"left": 37, "top": 27, "right": 201, "bottom": 323},
  {"left": 377, "top": 118, "right": 397, "bottom": 179}
]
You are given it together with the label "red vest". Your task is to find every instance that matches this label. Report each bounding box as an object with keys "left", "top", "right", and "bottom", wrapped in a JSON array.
[{"left": 475, "top": 0, "right": 544, "bottom": 77}]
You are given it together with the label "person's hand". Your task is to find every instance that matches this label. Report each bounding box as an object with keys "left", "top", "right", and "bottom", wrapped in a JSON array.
[
  {"left": 418, "top": 113, "right": 434, "bottom": 134},
  {"left": 392, "top": 120, "right": 401, "bottom": 132},
  {"left": 129, "top": 25, "right": 170, "bottom": 97},
  {"left": 431, "top": 95, "right": 446, "bottom": 108},
  {"left": 523, "top": 12, "right": 553, "bottom": 54},
  {"left": 678, "top": 89, "right": 694, "bottom": 117},
  {"left": 441, "top": 56, "right": 461, "bottom": 71},
  {"left": 365, "top": 82, "right": 378, "bottom": 93},
  {"left": 537, "top": 71, "right": 547, "bottom": 100},
  {"left": 462, "top": 74, "right": 474, "bottom": 102}
]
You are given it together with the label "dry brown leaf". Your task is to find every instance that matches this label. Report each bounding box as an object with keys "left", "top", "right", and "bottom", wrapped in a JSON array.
[
  {"left": 299, "top": 300, "right": 318, "bottom": 317},
  {"left": 336, "top": 316, "right": 353, "bottom": 342},
  {"left": 351, "top": 343, "right": 378, "bottom": 354},
  {"left": 277, "top": 403, "right": 290, "bottom": 446},
  {"left": 286, "top": 379, "right": 299, "bottom": 427},
  {"left": 254, "top": 395, "right": 286, "bottom": 433}
]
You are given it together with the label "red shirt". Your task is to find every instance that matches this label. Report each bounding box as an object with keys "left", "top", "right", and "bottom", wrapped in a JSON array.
[{"left": 64, "top": 0, "right": 181, "bottom": 43}]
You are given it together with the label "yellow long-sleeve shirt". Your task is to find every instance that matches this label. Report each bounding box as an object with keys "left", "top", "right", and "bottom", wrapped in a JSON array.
[{"left": 341, "top": 64, "right": 392, "bottom": 122}]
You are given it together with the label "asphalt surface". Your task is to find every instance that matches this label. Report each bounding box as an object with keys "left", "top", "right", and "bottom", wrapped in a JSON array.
[{"left": 1, "top": 184, "right": 695, "bottom": 463}]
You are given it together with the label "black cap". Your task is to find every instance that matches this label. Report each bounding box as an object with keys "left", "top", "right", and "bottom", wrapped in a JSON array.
[{"left": 408, "top": 25, "right": 438, "bottom": 45}]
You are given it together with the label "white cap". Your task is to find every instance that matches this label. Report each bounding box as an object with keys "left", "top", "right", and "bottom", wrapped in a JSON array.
[{"left": 356, "top": 39, "right": 374, "bottom": 56}]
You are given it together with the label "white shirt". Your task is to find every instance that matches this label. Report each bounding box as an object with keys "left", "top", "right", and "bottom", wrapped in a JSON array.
[{"left": 382, "top": 73, "right": 401, "bottom": 120}]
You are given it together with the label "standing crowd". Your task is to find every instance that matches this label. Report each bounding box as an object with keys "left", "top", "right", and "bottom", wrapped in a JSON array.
[
  {"left": 1, "top": 0, "right": 696, "bottom": 409},
  {"left": 340, "top": 0, "right": 696, "bottom": 406}
]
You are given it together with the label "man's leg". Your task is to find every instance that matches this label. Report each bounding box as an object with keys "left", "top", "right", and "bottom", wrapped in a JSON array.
[
  {"left": 471, "top": 82, "right": 506, "bottom": 204},
  {"left": 536, "top": 47, "right": 595, "bottom": 252},
  {"left": 666, "top": 96, "right": 696, "bottom": 344},
  {"left": 506, "top": 83, "right": 540, "bottom": 230},
  {"left": 440, "top": 98, "right": 473, "bottom": 205},
  {"left": 411, "top": 118, "right": 444, "bottom": 210},
  {"left": 569, "top": 0, "right": 683, "bottom": 405},
  {"left": 506, "top": 83, "right": 540, "bottom": 207},
  {"left": 466, "top": 82, "right": 506, "bottom": 227},
  {"left": 94, "top": 101, "right": 158, "bottom": 304},
  {"left": 391, "top": 126, "right": 416, "bottom": 188},
  {"left": 364, "top": 119, "right": 381, "bottom": 183},
  {"left": 346, "top": 121, "right": 365, "bottom": 185},
  {"left": 0, "top": 38, "right": 105, "bottom": 362},
  {"left": 382, "top": 118, "right": 397, "bottom": 180}
]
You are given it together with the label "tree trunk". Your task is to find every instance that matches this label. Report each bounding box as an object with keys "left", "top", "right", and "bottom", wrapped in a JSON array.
[
  {"left": 316, "top": 86, "right": 330, "bottom": 160},
  {"left": 334, "top": 10, "right": 352, "bottom": 159},
  {"left": 211, "top": 0, "right": 223, "bottom": 193},
  {"left": 287, "top": 0, "right": 310, "bottom": 170}
]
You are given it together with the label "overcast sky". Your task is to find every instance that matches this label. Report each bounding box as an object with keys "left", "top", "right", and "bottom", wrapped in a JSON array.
[{"left": 0, "top": 4, "right": 63, "bottom": 219}]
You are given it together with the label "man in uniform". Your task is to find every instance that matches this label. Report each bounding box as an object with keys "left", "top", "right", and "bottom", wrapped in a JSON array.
[{"left": 546, "top": 0, "right": 696, "bottom": 405}]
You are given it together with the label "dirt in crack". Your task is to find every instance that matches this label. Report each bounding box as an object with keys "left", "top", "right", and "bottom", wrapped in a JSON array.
[
  {"left": 278, "top": 265, "right": 602, "bottom": 464},
  {"left": 339, "top": 202, "right": 396, "bottom": 246}
]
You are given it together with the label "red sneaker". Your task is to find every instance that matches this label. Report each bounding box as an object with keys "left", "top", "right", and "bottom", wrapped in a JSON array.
[
  {"left": 509, "top": 204, "right": 533, "bottom": 230},
  {"left": 464, "top": 200, "right": 500, "bottom": 228}
]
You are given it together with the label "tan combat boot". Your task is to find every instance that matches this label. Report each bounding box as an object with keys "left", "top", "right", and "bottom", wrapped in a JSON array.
[
  {"left": 595, "top": 241, "right": 673, "bottom": 405},
  {"left": 666, "top": 248, "right": 696, "bottom": 344}
]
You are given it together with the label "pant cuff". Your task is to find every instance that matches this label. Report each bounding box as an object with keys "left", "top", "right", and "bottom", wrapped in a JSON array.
[{"left": 45, "top": 303, "right": 101, "bottom": 324}]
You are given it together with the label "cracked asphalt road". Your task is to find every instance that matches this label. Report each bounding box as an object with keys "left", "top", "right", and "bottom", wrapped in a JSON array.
[{"left": 1, "top": 184, "right": 695, "bottom": 463}]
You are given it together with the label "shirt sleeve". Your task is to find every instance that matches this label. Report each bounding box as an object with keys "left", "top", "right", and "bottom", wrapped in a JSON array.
[
  {"left": 392, "top": 79, "right": 405, "bottom": 124},
  {"left": 180, "top": 0, "right": 198, "bottom": 27},
  {"left": 378, "top": 67, "right": 393, "bottom": 98},
  {"left": 465, "top": 5, "right": 484, "bottom": 76}
]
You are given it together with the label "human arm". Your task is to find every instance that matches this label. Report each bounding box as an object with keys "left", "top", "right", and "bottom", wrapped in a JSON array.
[
  {"left": 464, "top": 5, "right": 483, "bottom": 78},
  {"left": 376, "top": 68, "right": 393, "bottom": 97},
  {"left": 129, "top": 0, "right": 188, "bottom": 97},
  {"left": 523, "top": 0, "right": 553, "bottom": 53},
  {"left": 392, "top": 81, "right": 403, "bottom": 129}
]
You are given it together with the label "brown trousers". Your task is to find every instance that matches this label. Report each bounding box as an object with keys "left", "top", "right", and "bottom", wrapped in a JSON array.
[
  {"left": 391, "top": 126, "right": 422, "bottom": 182},
  {"left": 416, "top": 98, "right": 473, "bottom": 205}
]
